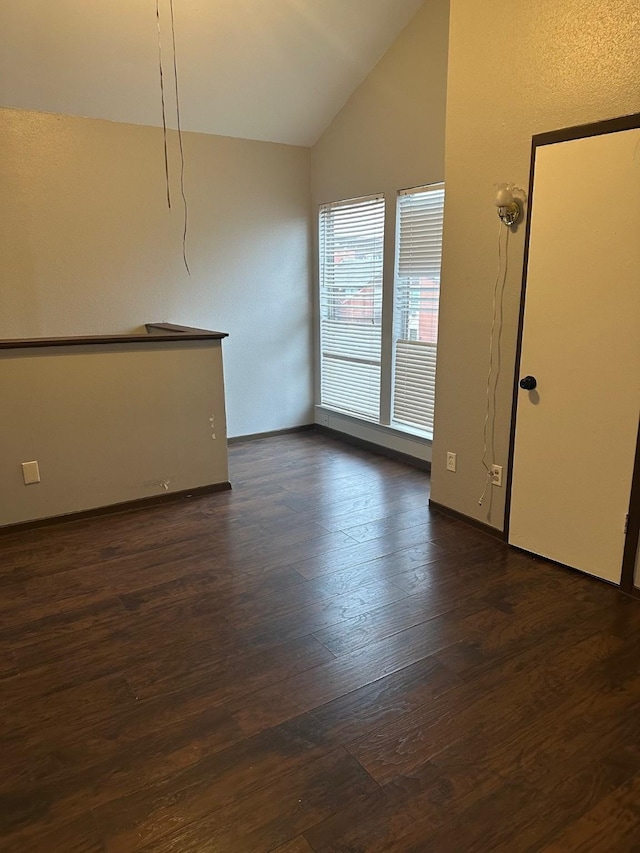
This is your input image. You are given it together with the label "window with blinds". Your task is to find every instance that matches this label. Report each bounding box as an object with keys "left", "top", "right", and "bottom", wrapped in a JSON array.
[
  {"left": 319, "top": 195, "right": 385, "bottom": 421},
  {"left": 392, "top": 183, "right": 445, "bottom": 437}
]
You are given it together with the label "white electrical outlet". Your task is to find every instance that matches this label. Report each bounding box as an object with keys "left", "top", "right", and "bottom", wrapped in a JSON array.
[
  {"left": 446, "top": 452, "right": 457, "bottom": 473},
  {"left": 22, "top": 460, "right": 41, "bottom": 485},
  {"left": 491, "top": 464, "right": 503, "bottom": 487}
]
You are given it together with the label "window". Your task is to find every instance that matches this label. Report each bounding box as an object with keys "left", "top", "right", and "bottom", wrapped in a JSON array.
[
  {"left": 392, "top": 183, "right": 445, "bottom": 437},
  {"left": 319, "top": 195, "right": 385, "bottom": 421},
  {"left": 317, "top": 184, "right": 444, "bottom": 441}
]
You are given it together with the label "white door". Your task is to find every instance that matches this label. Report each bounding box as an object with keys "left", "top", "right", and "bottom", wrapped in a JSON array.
[{"left": 509, "top": 127, "right": 640, "bottom": 583}]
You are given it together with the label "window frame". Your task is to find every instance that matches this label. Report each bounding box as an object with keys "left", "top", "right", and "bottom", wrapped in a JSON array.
[
  {"left": 315, "top": 182, "right": 445, "bottom": 445},
  {"left": 390, "top": 182, "right": 445, "bottom": 439},
  {"left": 318, "top": 193, "right": 386, "bottom": 422}
]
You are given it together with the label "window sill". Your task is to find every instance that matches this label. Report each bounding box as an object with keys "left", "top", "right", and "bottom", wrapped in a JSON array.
[
  {"left": 315, "top": 406, "right": 432, "bottom": 465},
  {"left": 390, "top": 421, "right": 433, "bottom": 442}
]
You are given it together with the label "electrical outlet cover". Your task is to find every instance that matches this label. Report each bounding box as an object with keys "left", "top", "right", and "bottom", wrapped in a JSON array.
[{"left": 22, "top": 460, "right": 41, "bottom": 485}]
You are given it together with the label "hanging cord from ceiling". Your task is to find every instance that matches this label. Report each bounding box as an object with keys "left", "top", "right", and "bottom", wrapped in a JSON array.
[
  {"left": 155, "top": 0, "right": 171, "bottom": 210},
  {"left": 478, "top": 220, "right": 510, "bottom": 506},
  {"left": 154, "top": 0, "right": 191, "bottom": 275},
  {"left": 168, "top": 0, "right": 191, "bottom": 275}
]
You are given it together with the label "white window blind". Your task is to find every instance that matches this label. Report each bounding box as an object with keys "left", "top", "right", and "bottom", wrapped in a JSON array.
[
  {"left": 319, "top": 195, "right": 385, "bottom": 421},
  {"left": 392, "top": 183, "right": 445, "bottom": 437}
]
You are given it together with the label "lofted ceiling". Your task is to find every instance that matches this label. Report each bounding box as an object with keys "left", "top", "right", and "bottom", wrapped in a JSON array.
[{"left": 0, "top": 0, "right": 426, "bottom": 147}]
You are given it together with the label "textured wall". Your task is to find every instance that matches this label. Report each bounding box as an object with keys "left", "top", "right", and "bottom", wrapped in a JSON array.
[
  {"left": 0, "top": 108, "right": 313, "bottom": 437},
  {"left": 311, "top": 0, "right": 449, "bottom": 460},
  {"left": 431, "top": 0, "right": 640, "bottom": 528},
  {"left": 0, "top": 341, "right": 227, "bottom": 526},
  {"left": 312, "top": 0, "right": 449, "bottom": 205}
]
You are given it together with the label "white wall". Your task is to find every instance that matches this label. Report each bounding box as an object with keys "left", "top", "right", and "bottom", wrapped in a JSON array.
[
  {"left": 431, "top": 0, "right": 640, "bottom": 529},
  {"left": 311, "top": 0, "right": 450, "bottom": 462},
  {"left": 0, "top": 340, "right": 228, "bottom": 527},
  {"left": 0, "top": 107, "right": 313, "bottom": 438}
]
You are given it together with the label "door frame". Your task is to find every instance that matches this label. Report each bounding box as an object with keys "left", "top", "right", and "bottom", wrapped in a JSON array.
[
  {"left": 620, "top": 421, "right": 640, "bottom": 593},
  {"left": 504, "top": 112, "right": 640, "bottom": 587}
]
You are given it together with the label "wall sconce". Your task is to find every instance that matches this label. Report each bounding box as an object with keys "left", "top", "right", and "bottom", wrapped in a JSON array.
[{"left": 495, "top": 183, "right": 524, "bottom": 228}]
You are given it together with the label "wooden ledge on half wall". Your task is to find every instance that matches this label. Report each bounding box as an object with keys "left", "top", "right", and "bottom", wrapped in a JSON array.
[
  {"left": 0, "top": 322, "right": 228, "bottom": 350},
  {"left": 0, "top": 323, "right": 230, "bottom": 533}
]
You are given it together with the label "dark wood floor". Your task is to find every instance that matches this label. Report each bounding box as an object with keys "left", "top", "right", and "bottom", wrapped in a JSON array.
[{"left": 2, "top": 432, "right": 640, "bottom": 852}]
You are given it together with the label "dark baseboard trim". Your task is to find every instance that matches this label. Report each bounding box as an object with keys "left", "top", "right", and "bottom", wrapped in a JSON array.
[
  {"left": 0, "top": 482, "right": 232, "bottom": 537},
  {"left": 316, "top": 425, "right": 431, "bottom": 472},
  {"left": 428, "top": 499, "right": 505, "bottom": 540},
  {"left": 228, "top": 424, "right": 315, "bottom": 444}
]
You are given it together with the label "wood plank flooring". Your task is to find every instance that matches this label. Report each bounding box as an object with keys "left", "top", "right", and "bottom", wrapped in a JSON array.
[{"left": 2, "top": 431, "right": 640, "bottom": 852}]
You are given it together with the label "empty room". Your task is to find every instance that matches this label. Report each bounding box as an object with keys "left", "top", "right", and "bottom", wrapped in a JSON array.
[{"left": 1, "top": 1, "right": 640, "bottom": 850}]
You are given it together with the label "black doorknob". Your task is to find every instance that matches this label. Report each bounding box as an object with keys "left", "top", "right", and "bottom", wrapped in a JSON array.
[{"left": 519, "top": 375, "right": 537, "bottom": 391}]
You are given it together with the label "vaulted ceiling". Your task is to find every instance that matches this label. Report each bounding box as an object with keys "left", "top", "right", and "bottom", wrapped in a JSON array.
[{"left": 0, "top": 0, "right": 426, "bottom": 147}]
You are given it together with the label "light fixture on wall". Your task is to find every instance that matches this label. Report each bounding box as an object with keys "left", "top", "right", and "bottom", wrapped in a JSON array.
[
  {"left": 479, "top": 182, "right": 524, "bottom": 508},
  {"left": 495, "top": 183, "right": 524, "bottom": 228}
]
